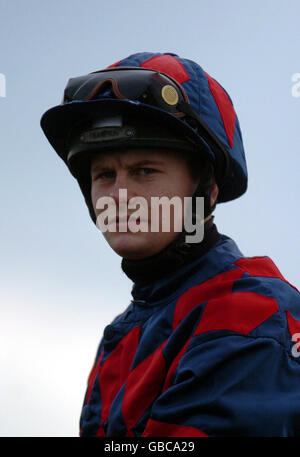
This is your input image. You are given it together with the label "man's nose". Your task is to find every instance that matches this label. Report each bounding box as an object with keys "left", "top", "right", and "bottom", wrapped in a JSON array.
[{"left": 109, "top": 173, "right": 134, "bottom": 204}]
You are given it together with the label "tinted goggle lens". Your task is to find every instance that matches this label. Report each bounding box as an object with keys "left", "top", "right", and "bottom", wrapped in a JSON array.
[{"left": 63, "top": 68, "right": 188, "bottom": 115}]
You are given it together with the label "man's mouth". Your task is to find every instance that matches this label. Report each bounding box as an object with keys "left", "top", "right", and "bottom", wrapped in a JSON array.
[{"left": 115, "top": 215, "right": 142, "bottom": 224}]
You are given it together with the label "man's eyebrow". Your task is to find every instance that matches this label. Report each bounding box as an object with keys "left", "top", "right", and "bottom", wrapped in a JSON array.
[
  {"left": 129, "top": 159, "right": 165, "bottom": 167},
  {"left": 91, "top": 158, "right": 165, "bottom": 173},
  {"left": 90, "top": 163, "right": 110, "bottom": 175}
]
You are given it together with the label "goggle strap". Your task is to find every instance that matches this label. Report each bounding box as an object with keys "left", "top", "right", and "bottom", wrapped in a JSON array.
[{"left": 82, "top": 78, "right": 125, "bottom": 101}]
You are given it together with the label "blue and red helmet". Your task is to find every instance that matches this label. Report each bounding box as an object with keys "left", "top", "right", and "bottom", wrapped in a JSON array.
[{"left": 41, "top": 52, "right": 247, "bottom": 221}]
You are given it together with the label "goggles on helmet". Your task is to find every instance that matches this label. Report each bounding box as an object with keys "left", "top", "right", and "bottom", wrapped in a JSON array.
[
  {"left": 63, "top": 66, "right": 231, "bottom": 185},
  {"left": 63, "top": 67, "right": 189, "bottom": 117}
]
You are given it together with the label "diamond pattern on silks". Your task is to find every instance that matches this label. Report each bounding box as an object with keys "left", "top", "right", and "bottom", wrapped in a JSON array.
[
  {"left": 141, "top": 55, "right": 190, "bottom": 84},
  {"left": 234, "top": 256, "right": 285, "bottom": 279},
  {"left": 122, "top": 342, "right": 167, "bottom": 433},
  {"left": 172, "top": 268, "right": 244, "bottom": 331},
  {"left": 194, "top": 291, "right": 279, "bottom": 336},
  {"left": 79, "top": 235, "right": 300, "bottom": 437},
  {"left": 86, "top": 349, "right": 103, "bottom": 405},
  {"left": 107, "top": 59, "right": 123, "bottom": 68},
  {"left": 163, "top": 269, "right": 279, "bottom": 394},
  {"left": 98, "top": 326, "right": 140, "bottom": 425},
  {"left": 204, "top": 71, "right": 236, "bottom": 148},
  {"left": 161, "top": 269, "right": 244, "bottom": 393},
  {"left": 235, "top": 256, "right": 300, "bottom": 293}
]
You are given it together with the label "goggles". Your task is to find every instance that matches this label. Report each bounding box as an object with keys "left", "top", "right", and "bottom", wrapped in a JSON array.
[
  {"left": 63, "top": 67, "right": 231, "bottom": 184},
  {"left": 63, "top": 67, "right": 189, "bottom": 117}
]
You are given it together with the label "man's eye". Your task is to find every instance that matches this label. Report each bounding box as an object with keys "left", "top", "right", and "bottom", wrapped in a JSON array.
[
  {"left": 93, "top": 171, "right": 115, "bottom": 180},
  {"left": 136, "top": 168, "right": 157, "bottom": 176}
]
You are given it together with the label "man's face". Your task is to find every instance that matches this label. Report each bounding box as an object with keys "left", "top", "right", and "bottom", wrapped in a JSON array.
[{"left": 90, "top": 148, "right": 202, "bottom": 260}]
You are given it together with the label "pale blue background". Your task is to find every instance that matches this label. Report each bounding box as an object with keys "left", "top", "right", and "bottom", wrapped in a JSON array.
[{"left": 0, "top": 0, "right": 299, "bottom": 436}]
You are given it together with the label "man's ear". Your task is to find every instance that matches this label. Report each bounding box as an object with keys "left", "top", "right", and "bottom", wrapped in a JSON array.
[{"left": 210, "top": 180, "right": 219, "bottom": 207}]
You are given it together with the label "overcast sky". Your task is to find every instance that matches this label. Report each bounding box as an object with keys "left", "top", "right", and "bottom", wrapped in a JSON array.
[{"left": 0, "top": 0, "right": 299, "bottom": 436}]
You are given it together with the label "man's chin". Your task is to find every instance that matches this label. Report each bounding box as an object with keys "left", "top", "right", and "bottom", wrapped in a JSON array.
[
  {"left": 112, "top": 246, "right": 153, "bottom": 260},
  {"left": 103, "top": 231, "right": 166, "bottom": 260},
  {"left": 103, "top": 232, "right": 152, "bottom": 260},
  {"left": 102, "top": 229, "right": 181, "bottom": 260}
]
